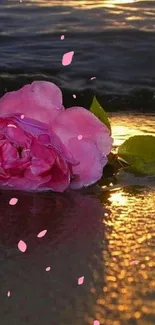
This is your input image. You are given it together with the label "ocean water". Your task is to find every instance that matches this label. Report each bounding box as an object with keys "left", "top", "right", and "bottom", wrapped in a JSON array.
[{"left": 0, "top": 0, "right": 155, "bottom": 110}]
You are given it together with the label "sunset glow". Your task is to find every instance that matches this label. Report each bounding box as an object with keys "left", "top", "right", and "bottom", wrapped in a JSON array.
[{"left": 26, "top": 0, "right": 147, "bottom": 9}]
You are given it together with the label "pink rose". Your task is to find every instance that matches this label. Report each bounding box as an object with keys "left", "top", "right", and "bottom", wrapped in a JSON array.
[
  {"left": 0, "top": 114, "right": 78, "bottom": 191},
  {"left": 0, "top": 81, "right": 113, "bottom": 191}
]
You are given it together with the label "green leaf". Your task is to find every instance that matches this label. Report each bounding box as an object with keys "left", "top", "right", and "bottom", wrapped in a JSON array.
[
  {"left": 90, "top": 96, "right": 111, "bottom": 133},
  {"left": 118, "top": 135, "right": 155, "bottom": 176}
]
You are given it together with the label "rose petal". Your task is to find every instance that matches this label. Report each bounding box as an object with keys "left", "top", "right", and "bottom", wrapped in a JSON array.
[
  {"left": 62, "top": 51, "right": 74, "bottom": 66},
  {"left": 30, "top": 158, "right": 51, "bottom": 176},
  {"left": 42, "top": 156, "right": 70, "bottom": 192},
  {"left": 9, "top": 198, "right": 18, "bottom": 205},
  {"left": 37, "top": 230, "right": 47, "bottom": 238},
  {"left": 0, "top": 81, "right": 64, "bottom": 124},
  {"left": 94, "top": 321, "right": 100, "bottom": 325},
  {"left": 18, "top": 240, "right": 27, "bottom": 252},
  {"left": 68, "top": 137, "right": 107, "bottom": 189},
  {"left": 6, "top": 172, "right": 51, "bottom": 191},
  {"left": 78, "top": 276, "right": 84, "bottom": 285},
  {"left": 51, "top": 107, "right": 113, "bottom": 157},
  {"left": 31, "top": 139, "right": 56, "bottom": 166}
]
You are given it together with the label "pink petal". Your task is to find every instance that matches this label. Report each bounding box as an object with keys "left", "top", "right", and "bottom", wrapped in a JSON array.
[
  {"left": 30, "top": 158, "right": 51, "bottom": 176},
  {"left": 18, "top": 240, "right": 27, "bottom": 252},
  {"left": 94, "top": 321, "right": 100, "bottom": 325},
  {"left": 51, "top": 107, "right": 113, "bottom": 158},
  {"left": 43, "top": 155, "right": 70, "bottom": 192},
  {"left": 68, "top": 137, "right": 106, "bottom": 189},
  {"left": 7, "top": 124, "right": 17, "bottom": 128},
  {"left": 0, "top": 81, "right": 64, "bottom": 124},
  {"left": 37, "top": 230, "right": 47, "bottom": 238},
  {"left": 8, "top": 173, "right": 51, "bottom": 191},
  {"left": 62, "top": 51, "right": 74, "bottom": 66},
  {"left": 78, "top": 276, "right": 84, "bottom": 285},
  {"left": 9, "top": 198, "right": 18, "bottom": 205},
  {"left": 7, "top": 291, "right": 11, "bottom": 297},
  {"left": 60, "top": 35, "right": 65, "bottom": 40},
  {"left": 31, "top": 139, "right": 56, "bottom": 165},
  {"left": 45, "top": 266, "right": 51, "bottom": 271}
]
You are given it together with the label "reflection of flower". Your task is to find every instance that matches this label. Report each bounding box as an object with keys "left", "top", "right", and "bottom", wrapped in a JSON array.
[
  {"left": 0, "top": 190, "right": 106, "bottom": 324},
  {"left": 0, "top": 81, "right": 113, "bottom": 191},
  {"left": 0, "top": 190, "right": 105, "bottom": 247}
]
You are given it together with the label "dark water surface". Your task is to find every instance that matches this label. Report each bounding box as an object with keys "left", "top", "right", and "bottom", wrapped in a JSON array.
[
  {"left": 0, "top": 114, "right": 155, "bottom": 325},
  {"left": 0, "top": 0, "right": 155, "bottom": 110}
]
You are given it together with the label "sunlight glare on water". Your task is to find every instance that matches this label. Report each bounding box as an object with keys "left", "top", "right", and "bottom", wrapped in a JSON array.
[
  {"left": 25, "top": 0, "right": 151, "bottom": 9},
  {"left": 110, "top": 113, "right": 155, "bottom": 146}
]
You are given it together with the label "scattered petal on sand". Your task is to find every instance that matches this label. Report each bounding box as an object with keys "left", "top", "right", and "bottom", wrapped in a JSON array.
[
  {"left": 9, "top": 198, "right": 18, "bottom": 206},
  {"left": 73, "top": 94, "right": 76, "bottom": 98},
  {"left": 7, "top": 291, "right": 11, "bottom": 297},
  {"left": 62, "top": 51, "right": 74, "bottom": 66},
  {"left": 46, "top": 267, "right": 51, "bottom": 271},
  {"left": 37, "top": 230, "right": 47, "bottom": 238},
  {"left": 90, "top": 77, "right": 96, "bottom": 80},
  {"left": 61, "top": 35, "right": 65, "bottom": 40},
  {"left": 18, "top": 240, "right": 27, "bottom": 252},
  {"left": 94, "top": 321, "right": 100, "bottom": 325},
  {"left": 78, "top": 276, "right": 84, "bottom": 285}
]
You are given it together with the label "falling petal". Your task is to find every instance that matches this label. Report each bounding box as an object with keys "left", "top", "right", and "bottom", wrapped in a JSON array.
[
  {"left": 18, "top": 240, "right": 27, "bottom": 252},
  {"left": 21, "top": 114, "right": 25, "bottom": 119},
  {"left": 78, "top": 276, "right": 84, "bottom": 285},
  {"left": 9, "top": 198, "right": 18, "bottom": 205},
  {"left": 78, "top": 135, "right": 83, "bottom": 140},
  {"left": 46, "top": 267, "right": 51, "bottom": 271},
  {"left": 73, "top": 94, "right": 76, "bottom": 98},
  {"left": 7, "top": 291, "right": 11, "bottom": 297},
  {"left": 37, "top": 229, "right": 47, "bottom": 238},
  {"left": 62, "top": 51, "right": 74, "bottom": 66},
  {"left": 90, "top": 77, "right": 96, "bottom": 80},
  {"left": 61, "top": 35, "right": 65, "bottom": 40},
  {"left": 7, "top": 124, "right": 17, "bottom": 128},
  {"left": 94, "top": 321, "right": 100, "bottom": 325}
]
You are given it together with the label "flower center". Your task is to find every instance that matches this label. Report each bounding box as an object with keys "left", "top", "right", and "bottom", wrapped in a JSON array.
[{"left": 17, "top": 146, "right": 23, "bottom": 158}]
